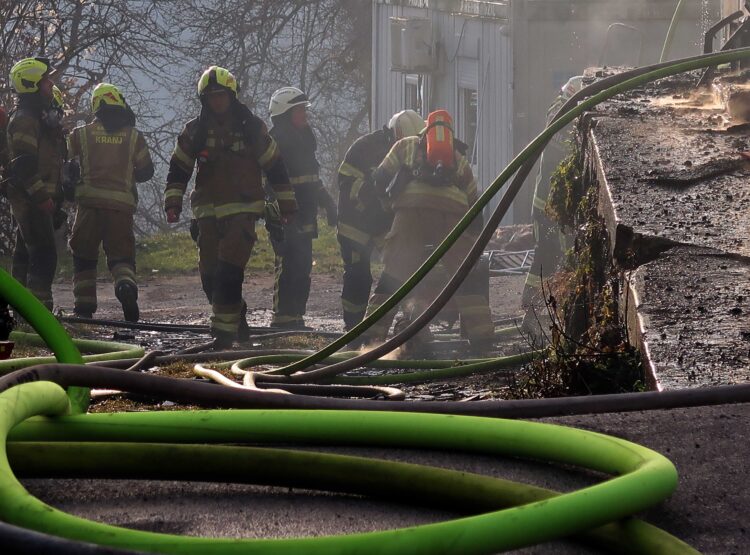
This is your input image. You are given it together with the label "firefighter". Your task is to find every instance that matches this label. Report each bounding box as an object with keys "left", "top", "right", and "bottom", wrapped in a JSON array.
[
  {"left": 165, "top": 66, "right": 297, "bottom": 348},
  {"left": 6, "top": 57, "right": 65, "bottom": 310},
  {"left": 268, "top": 87, "right": 336, "bottom": 329},
  {"left": 12, "top": 85, "right": 68, "bottom": 293},
  {"left": 522, "top": 76, "right": 583, "bottom": 311},
  {"left": 335, "top": 109, "right": 423, "bottom": 330},
  {"left": 67, "top": 83, "right": 154, "bottom": 321},
  {"left": 364, "top": 109, "right": 494, "bottom": 352}
]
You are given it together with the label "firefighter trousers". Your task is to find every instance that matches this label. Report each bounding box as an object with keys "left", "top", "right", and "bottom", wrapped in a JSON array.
[
  {"left": 196, "top": 214, "right": 256, "bottom": 340},
  {"left": 338, "top": 235, "right": 373, "bottom": 330},
  {"left": 271, "top": 221, "right": 313, "bottom": 326},
  {"left": 365, "top": 207, "right": 494, "bottom": 347},
  {"left": 68, "top": 206, "right": 136, "bottom": 315},
  {"left": 9, "top": 196, "right": 57, "bottom": 310}
]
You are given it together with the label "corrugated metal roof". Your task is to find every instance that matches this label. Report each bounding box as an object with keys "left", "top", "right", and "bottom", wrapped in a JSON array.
[{"left": 376, "top": 1, "right": 509, "bottom": 20}]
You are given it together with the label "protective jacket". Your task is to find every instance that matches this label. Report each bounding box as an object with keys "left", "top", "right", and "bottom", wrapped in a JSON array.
[
  {"left": 68, "top": 115, "right": 153, "bottom": 214},
  {"left": 7, "top": 95, "right": 66, "bottom": 204},
  {"left": 336, "top": 128, "right": 393, "bottom": 247},
  {"left": 165, "top": 103, "right": 296, "bottom": 220},
  {"left": 269, "top": 117, "right": 321, "bottom": 236}
]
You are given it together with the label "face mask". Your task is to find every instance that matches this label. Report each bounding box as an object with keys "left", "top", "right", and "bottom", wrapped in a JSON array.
[{"left": 41, "top": 107, "right": 62, "bottom": 128}]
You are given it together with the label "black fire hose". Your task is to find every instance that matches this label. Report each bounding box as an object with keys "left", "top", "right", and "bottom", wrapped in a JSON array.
[
  {"left": 59, "top": 315, "right": 340, "bottom": 339},
  {"left": 0, "top": 520, "right": 146, "bottom": 555},
  {"left": 60, "top": 316, "right": 211, "bottom": 333},
  {"left": 2, "top": 364, "right": 402, "bottom": 403},
  {"left": 4, "top": 363, "right": 750, "bottom": 418}
]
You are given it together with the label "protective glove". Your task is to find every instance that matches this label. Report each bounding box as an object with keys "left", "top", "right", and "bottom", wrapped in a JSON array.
[
  {"left": 264, "top": 200, "right": 285, "bottom": 243},
  {"left": 61, "top": 160, "right": 80, "bottom": 202},
  {"left": 189, "top": 219, "right": 200, "bottom": 242}
]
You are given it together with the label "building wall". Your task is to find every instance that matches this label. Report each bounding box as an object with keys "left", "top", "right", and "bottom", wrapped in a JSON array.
[
  {"left": 372, "top": 2, "right": 514, "bottom": 221},
  {"left": 373, "top": 0, "right": 717, "bottom": 223}
]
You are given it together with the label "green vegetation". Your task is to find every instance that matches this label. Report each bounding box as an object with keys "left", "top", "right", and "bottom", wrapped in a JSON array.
[
  {"left": 136, "top": 219, "right": 343, "bottom": 276},
  {"left": 514, "top": 152, "right": 644, "bottom": 398},
  {"left": 546, "top": 148, "right": 583, "bottom": 232},
  {"left": 137, "top": 233, "right": 200, "bottom": 275}
]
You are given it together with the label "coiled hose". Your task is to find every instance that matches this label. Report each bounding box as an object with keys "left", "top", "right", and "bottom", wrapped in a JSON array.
[
  {"left": 1, "top": 331, "right": 144, "bottom": 375},
  {"left": 7, "top": 440, "right": 695, "bottom": 554},
  {"left": 3, "top": 380, "right": 688, "bottom": 554}
]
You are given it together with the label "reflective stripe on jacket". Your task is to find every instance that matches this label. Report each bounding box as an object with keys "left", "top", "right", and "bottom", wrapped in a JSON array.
[
  {"left": 166, "top": 112, "right": 295, "bottom": 219},
  {"left": 68, "top": 121, "right": 152, "bottom": 213}
]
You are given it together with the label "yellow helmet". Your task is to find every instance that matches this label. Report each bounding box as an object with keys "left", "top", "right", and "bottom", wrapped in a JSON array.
[
  {"left": 51, "top": 85, "right": 64, "bottom": 110},
  {"left": 91, "top": 83, "right": 126, "bottom": 112},
  {"left": 198, "top": 66, "right": 237, "bottom": 97},
  {"left": 10, "top": 57, "right": 51, "bottom": 94}
]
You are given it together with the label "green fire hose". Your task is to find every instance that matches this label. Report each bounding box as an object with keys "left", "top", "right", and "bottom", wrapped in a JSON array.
[
  {"left": 0, "top": 267, "right": 88, "bottom": 413},
  {"left": 5, "top": 381, "right": 682, "bottom": 554},
  {"left": 1, "top": 331, "right": 145, "bottom": 375},
  {"left": 661, "top": 0, "right": 688, "bottom": 62},
  {"left": 9, "top": 441, "right": 698, "bottom": 554},
  {"left": 222, "top": 351, "right": 535, "bottom": 386}
]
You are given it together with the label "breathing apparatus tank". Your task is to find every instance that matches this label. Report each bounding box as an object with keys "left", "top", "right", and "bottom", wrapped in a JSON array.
[{"left": 424, "top": 110, "right": 455, "bottom": 175}]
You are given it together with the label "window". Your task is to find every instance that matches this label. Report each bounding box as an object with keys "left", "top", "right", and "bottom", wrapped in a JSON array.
[
  {"left": 405, "top": 74, "right": 420, "bottom": 112},
  {"left": 460, "top": 87, "right": 478, "bottom": 165}
]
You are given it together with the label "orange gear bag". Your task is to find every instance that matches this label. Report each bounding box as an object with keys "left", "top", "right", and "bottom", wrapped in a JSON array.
[{"left": 424, "top": 110, "right": 455, "bottom": 170}]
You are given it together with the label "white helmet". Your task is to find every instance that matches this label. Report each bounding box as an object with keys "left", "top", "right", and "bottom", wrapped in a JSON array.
[
  {"left": 388, "top": 109, "right": 426, "bottom": 140},
  {"left": 269, "top": 86, "right": 310, "bottom": 118}
]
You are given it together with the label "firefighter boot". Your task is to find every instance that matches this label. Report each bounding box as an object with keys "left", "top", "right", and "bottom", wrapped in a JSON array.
[
  {"left": 212, "top": 332, "right": 235, "bottom": 351},
  {"left": 115, "top": 282, "right": 140, "bottom": 322},
  {"left": 237, "top": 301, "right": 250, "bottom": 341}
]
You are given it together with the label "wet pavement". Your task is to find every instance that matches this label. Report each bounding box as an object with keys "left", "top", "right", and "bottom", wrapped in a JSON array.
[{"left": 582, "top": 69, "right": 750, "bottom": 389}]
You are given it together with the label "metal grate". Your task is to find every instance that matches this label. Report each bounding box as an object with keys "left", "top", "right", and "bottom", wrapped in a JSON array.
[{"left": 487, "top": 249, "right": 534, "bottom": 276}]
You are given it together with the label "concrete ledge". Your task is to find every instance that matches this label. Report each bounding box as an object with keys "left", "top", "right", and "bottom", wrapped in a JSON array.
[
  {"left": 626, "top": 246, "right": 750, "bottom": 390},
  {"left": 581, "top": 71, "right": 750, "bottom": 389}
]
